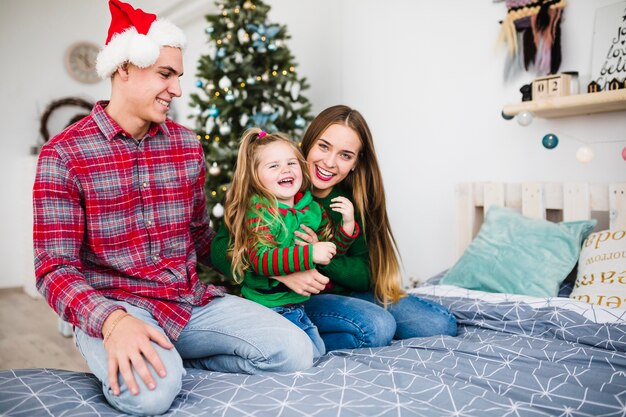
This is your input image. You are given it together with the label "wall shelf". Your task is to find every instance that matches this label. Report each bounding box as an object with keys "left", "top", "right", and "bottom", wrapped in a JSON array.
[{"left": 502, "top": 89, "right": 626, "bottom": 119}]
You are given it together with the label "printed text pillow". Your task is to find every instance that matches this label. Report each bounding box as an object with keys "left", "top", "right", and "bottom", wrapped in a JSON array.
[{"left": 570, "top": 230, "right": 626, "bottom": 308}]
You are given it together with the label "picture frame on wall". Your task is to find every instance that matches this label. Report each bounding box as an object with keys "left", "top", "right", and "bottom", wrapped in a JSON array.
[{"left": 590, "top": 1, "right": 626, "bottom": 90}]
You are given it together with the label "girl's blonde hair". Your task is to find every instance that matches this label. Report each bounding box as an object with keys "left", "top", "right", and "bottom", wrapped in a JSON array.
[
  {"left": 300, "top": 105, "right": 404, "bottom": 306},
  {"left": 224, "top": 128, "right": 310, "bottom": 282}
]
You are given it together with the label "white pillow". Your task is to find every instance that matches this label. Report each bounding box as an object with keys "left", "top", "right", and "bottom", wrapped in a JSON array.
[{"left": 570, "top": 230, "right": 626, "bottom": 308}]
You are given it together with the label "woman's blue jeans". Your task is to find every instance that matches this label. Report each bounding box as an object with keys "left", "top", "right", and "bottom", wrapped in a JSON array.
[{"left": 304, "top": 292, "right": 457, "bottom": 351}]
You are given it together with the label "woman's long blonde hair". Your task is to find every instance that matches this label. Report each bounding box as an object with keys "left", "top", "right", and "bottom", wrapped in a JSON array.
[
  {"left": 223, "top": 128, "right": 310, "bottom": 282},
  {"left": 300, "top": 105, "right": 404, "bottom": 305}
]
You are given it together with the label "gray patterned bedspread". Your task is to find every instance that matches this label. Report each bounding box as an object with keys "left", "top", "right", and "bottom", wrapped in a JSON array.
[{"left": 2, "top": 284, "right": 626, "bottom": 416}]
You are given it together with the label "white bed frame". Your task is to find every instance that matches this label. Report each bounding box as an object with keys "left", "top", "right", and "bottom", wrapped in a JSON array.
[{"left": 456, "top": 182, "right": 626, "bottom": 256}]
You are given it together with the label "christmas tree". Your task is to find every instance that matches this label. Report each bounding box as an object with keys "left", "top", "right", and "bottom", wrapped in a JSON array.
[{"left": 190, "top": 0, "right": 313, "bottom": 288}]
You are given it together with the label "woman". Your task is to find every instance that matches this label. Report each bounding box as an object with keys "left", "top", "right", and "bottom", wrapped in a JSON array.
[{"left": 211, "top": 105, "right": 457, "bottom": 351}]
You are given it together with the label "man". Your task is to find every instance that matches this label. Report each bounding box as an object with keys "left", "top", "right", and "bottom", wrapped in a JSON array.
[{"left": 32, "top": 1, "right": 313, "bottom": 415}]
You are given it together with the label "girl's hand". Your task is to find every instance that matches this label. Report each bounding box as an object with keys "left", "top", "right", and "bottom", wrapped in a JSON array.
[
  {"left": 330, "top": 196, "right": 355, "bottom": 235},
  {"left": 273, "top": 269, "right": 330, "bottom": 296},
  {"left": 312, "top": 241, "right": 336, "bottom": 265},
  {"left": 294, "top": 224, "right": 319, "bottom": 246}
]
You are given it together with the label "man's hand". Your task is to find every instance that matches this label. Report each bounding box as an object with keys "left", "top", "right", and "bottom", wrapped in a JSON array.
[
  {"left": 274, "top": 269, "right": 330, "bottom": 297},
  {"left": 102, "top": 311, "right": 174, "bottom": 396}
]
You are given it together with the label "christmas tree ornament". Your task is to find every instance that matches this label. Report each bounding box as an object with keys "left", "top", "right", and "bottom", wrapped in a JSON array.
[
  {"left": 219, "top": 123, "right": 231, "bottom": 135},
  {"left": 542, "top": 133, "right": 558, "bottom": 149},
  {"left": 218, "top": 75, "right": 232, "bottom": 90},
  {"left": 205, "top": 117, "right": 215, "bottom": 133},
  {"left": 240, "top": 113, "right": 249, "bottom": 127},
  {"left": 295, "top": 116, "right": 306, "bottom": 128},
  {"left": 517, "top": 111, "right": 534, "bottom": 126},
  {"left": 290, "top": 82, "right": 301, "bottom": 100},
  {"left": 212, "top": 203, "right": 224, "bottom": 218},
  {"left": 497, "top": 0, "right": 566, "bottom": 78},
  {"left": 216, "top": 48, "right": 226, "bottom": 58},
  {"left": 243, "top": 1, "right": 254, "bottom": 9},
  {"left": 225, "top": 92, "right": 235, "bottom": 102},
  {"left": 208, "top": 105, "right": 220, "bottom": 117},
  {"left": 576, "top": 146, "right": 594, "bottom": 163},
  {"left": 237, "top": 28, "right": 249, "bottom": 44},
  {"left": 208, "top": 162, "right": 221, "bottom": 176},
  {"left": 196, "top": 80, "right": 204, "bottom": 88},
  {"left": 205, "top": 26, "right": 214, "bottom": 34}
]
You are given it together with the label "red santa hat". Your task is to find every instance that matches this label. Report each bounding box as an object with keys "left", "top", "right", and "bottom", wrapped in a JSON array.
[{"left": 96, "top": 0, "right": 186, "bottom": 79}]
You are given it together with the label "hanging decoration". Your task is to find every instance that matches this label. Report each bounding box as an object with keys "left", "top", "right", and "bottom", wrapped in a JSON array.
[
  {"left": 576, "top": 146, "right": 594, "bottom": 164},
  {"left": 542, "top": 133, "right": 558, "bottom": 149},
  {"left": 532, "top": 128, "right": 626, "bottom": 163},
  {"left": 497, "top": 0, "right": 567, "bottom": 79}
]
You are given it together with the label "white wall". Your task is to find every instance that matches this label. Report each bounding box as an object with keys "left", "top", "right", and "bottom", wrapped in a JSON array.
[{"left": 1, "top": 0, "right": 624, "bottom": 289}]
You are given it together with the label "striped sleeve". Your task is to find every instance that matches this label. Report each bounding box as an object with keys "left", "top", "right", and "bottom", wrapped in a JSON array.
[
  {"left": 331, "top": 221, "right": 360, "bottom": 256},
  {"left": 246, "top": 211, "right": 314, "bottom": 275}
]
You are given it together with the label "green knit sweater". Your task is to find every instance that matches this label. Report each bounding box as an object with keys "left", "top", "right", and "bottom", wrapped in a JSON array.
[{"left": 212, "top": 189, "right": 360, "bottom": 307}]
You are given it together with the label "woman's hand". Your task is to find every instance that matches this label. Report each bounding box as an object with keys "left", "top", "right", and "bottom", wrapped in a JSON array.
[
  {"left": 294, "top": 224, "right": 319, "bottom": 246},
  {"left": 330, "top": 196, "right": 355, "bottom": 235},
  {"left": 274, "top": 269, "right": 330, "bottom": 296},
  {"left": 102, "top": 311, "right": 174, "bottom": 397},
  {"left": 312, "top": 241, "right": 336, "bottom": 265}
]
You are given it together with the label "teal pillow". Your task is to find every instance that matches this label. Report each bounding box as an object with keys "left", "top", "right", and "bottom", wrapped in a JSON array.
[{"left": 440, "top": 206, "right": 596, "bottom": 297}]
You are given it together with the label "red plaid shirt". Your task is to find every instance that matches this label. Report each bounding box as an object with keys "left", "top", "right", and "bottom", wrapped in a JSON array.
[{"left": 33, "top": 101, "right": 223, "bottom": 341}]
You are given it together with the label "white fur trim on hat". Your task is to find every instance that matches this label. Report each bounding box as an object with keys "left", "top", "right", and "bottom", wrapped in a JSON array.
[{"left": 96, "top": 19, "right": 186, "bottom": 79}]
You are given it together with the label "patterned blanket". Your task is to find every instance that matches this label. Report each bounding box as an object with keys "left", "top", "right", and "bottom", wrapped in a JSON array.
[{"left": 1, "top": 285, "right": 625, "bottom": 416}]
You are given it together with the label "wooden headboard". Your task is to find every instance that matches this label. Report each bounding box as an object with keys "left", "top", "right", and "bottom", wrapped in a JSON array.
[{"left": 456, "top": 182, "right": 626, "bottom": 256}]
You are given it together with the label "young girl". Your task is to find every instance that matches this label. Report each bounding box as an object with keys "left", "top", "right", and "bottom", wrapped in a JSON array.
[{"left": 223, "top": 128, "right": 360, "bottom": 358}]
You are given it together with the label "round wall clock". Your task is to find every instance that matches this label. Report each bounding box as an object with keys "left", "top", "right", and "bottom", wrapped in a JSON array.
[{"left": 64, "top": 41, "right": 100, "bottom": 84}]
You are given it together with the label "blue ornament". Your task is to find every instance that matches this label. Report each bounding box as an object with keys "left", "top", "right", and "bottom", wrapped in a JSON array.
[
  {"left": 294, "top": 116, "right": 306, "bottom": 128},
  {"left": 542, "top": 133, "right": 559, "bottom": 150},
  {"left": 225, "top": 92, "right": 235, "bottom": 102},
  {"left": 208, "top": 106, "right": 220, "bottom": 117},
  {"left": 206, "top": 26, "right": 214, "bottom": 34},
  {"left": 196, "top": 80, "right": 204, "bottom": 88},
  {"left": 217, "top": 48, "right": 226, "bottom": 58},
  {"left": 267, "top": 43, "right": 277, "bottom": 51}
]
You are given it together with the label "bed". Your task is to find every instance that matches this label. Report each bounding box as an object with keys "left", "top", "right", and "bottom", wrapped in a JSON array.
[{"left": 2, "top": 182, "right": 625, "bottom": 416}]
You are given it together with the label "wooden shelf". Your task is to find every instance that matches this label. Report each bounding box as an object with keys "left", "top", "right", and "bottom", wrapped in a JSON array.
[{"left": 502, "top": 89, "right": 626, "bottom": 119}]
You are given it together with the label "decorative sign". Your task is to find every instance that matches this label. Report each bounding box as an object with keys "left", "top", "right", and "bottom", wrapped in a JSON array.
[{"left": 590, "top": 1, "right": 626, "bottom": 91}]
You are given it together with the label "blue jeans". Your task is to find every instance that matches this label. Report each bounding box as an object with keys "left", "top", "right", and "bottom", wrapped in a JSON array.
[
  {"left": 74, "top": 295, "right": 313, "bottom": 416},
  {"left": 304, "top": 292, "right": 457, "bottom": 351},
  {"left": 353, "top": 292, "right": 457, "bottom": 340},
  {"left": 272, "top": 305, "right": 326, "bottom": 359}
]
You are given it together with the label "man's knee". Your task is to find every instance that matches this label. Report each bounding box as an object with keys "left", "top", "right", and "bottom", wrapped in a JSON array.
[{"left": 105, "top": 351, "right": 185, "bottom": 415}]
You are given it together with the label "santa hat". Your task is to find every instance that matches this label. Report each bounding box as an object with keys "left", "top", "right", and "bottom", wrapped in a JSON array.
[{"left": 96, "top": 0, "right": 186, "bottom": 79}]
